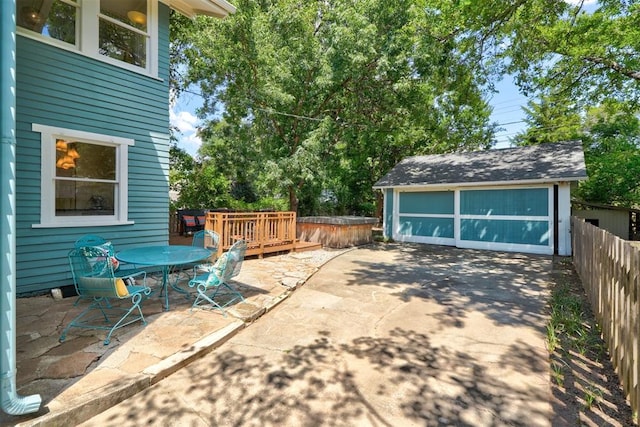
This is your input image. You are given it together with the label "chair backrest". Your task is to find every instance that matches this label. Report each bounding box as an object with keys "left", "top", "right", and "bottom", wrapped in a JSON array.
[
  {"left": 192, "top": 230, "right": 220, "bottom": 252},
  {"left": 205, "top": 239, "right": 247, "bottom": 286},
  {"left": 74, "top": 234, "right": 107, "bottom": 248},
  {"left": 226, "top": 239, "right": 247, "bottom": 279},
  {"left": 68, "top": 247, "right": 128, "bottom": 298}
]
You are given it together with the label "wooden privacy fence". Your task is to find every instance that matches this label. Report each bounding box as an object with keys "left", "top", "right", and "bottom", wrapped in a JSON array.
[
  {"left": 572, "top": 216, "right": 640, "bottom": 414},
  {"left": 205, "top": 211, "right": 297, "bottom": 258}
]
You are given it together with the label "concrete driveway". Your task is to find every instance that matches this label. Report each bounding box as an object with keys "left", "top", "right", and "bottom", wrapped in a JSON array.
[{"left": 81, "top": 243, "right": 553, "bottom": 426}]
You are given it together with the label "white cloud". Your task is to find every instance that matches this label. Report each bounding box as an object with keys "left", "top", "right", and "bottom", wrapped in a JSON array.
[
  {"left": 170, "top": 107, "right": 202, "bottom": 157},
  {"left": 181, "top": 132, "right": 204, "bottom": 157},
  {"left": 170, "top": 109, "right": 198, "bottom": 133}
]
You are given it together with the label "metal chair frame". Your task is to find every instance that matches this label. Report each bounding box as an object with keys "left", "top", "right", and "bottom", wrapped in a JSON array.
[
  {"left": 72, "top": 235, "right": 147, "bottom": 306},
  {"left": 189, "top": 239, "right": 247, "bottom": 316},
  {"left": 61, "top": 247, "right": 151, "bottom": 345}
]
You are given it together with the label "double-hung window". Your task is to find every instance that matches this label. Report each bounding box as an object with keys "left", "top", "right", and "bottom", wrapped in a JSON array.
[
  {"left": 16, "top": 0, "right": 157, "bottom": 76},
  {"left": 33, "top": 124, "right": 133, "bottom": 228}
]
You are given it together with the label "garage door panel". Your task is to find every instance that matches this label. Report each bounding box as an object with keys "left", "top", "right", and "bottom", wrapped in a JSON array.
[
  {"left": 398, "top": 216, "right": 454, "bottom": 238},
  {"left": 460, "top": 219, "right": 550, "bottom": 246},
  {"left": 460, "top": 188, "right": 548, "bottom": 216},
  {"left": 399, "top": 191, "right": 454, "bottom": 215}
]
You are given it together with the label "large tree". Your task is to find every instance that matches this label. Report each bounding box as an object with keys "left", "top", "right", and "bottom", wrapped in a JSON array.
[
  {"left": 512, "top": 91, "right": 583, "bottom": 146},
  {"left": 461, "top": 0, "right": 640, "bottom": 207},
  {"left": 478, "top": 0, "right": 640, "bottom": 106},
  {"left": 170, "top": 0, "right": 496, "bottom": 214},
  {"left": 576, "top": 101, "right": 640, "bottom": 207}
]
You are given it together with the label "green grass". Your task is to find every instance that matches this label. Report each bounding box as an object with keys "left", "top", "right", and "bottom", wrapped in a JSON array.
[
  {"left": 547, "top": 281, "right": 596, "bottom": 354},
  {"left": 550, "top": 361, "right": 564, "bottom": 387},
  {"left": 583, "top": 384, "right": 603, "bottom": 410}
]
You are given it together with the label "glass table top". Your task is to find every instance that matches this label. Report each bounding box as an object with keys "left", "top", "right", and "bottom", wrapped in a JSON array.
[{"left": 116, "top": 245, "right": 212, "bottom": 266}]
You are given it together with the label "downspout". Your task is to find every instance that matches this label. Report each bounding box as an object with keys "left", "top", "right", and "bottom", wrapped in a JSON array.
[{"left": 0, "top": 0, "right": 42, "bottom": 415}]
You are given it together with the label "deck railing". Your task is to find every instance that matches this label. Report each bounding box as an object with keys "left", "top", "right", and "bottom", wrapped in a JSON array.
[{"left": 205, "top": 211, "right": 297, "bottom": 258}]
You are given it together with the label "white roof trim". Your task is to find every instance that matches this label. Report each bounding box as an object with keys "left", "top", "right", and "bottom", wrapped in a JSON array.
[
  {"left": 373, "top": 177, "right": 584, "bottom": 190},
  {"left": 162, "top": 0, "right": 236, "bottom": 18}
]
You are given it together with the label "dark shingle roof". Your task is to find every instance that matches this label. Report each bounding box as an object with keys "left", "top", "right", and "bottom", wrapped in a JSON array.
[{"left": 373, "top": 141, "right": 587, "bottom": 188}]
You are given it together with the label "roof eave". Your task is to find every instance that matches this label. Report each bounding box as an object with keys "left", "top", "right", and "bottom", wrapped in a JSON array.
[
  {"left": 164, "top": 0, "right": 236, "bottom": 19},
  {"left": 372, "top": 176, "right": 587, "bottom": 190}
]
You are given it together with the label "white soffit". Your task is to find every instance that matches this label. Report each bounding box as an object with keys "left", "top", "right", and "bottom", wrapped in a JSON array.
[{"left": 164, "top": 0, "right": 236, "bottom": 18}]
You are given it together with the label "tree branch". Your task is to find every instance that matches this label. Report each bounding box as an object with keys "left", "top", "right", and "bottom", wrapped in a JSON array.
[{"left": 583, "top": 56, "right": 640, "bottom": 81}]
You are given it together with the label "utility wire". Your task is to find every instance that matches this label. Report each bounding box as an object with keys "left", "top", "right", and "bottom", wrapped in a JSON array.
[{"left": 176, "top": 89, "right": 579, "bottom": 133}]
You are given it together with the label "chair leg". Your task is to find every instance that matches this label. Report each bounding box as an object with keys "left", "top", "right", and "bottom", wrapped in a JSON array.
[
  {"left": 60, "top": 298, "right": 111, "bottom": 343},
  {"left": 103, "top": 293, "right": 147, "bottom": 345},
  {"left": 191, "top": 282, "right": 244, "bottom": 316},
  {"left": 60, "top": 294, "right": 147, "bottom": 346},
  {"left": 193, "top": 288, "right": 225, "bottom": 313}
]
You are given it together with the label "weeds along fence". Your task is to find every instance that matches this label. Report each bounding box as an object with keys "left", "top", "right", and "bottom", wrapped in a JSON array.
[{"left": 571, "top": 216, "right": 640, "bottom": 414}]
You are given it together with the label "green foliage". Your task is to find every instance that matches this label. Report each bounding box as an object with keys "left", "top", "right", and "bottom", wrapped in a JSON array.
[
  {"left": 481, "top": 0, "right": 640, "bottom": 107},
  {"left": 577, "top": 102, "right": 640, "bottom": 207},
  {"left": 547, "top": 279, "right": 608, "bottom": 365},
  {"left": 512, "top": 92, "right": 583, "bottom": 146},
  {"left": 169, "top": 1, "right": 640, "bottom": 213},
  {"left": 170, "top": 0, "right": 495, "bottom": 214},
  {"left": 512, "top": 95, "right": 640, "bottom": 207},
  {"left": 550, "top": 361, "right": 564, "bottom": 387},
  {"left": 583, "top": 384, "right": 603, "bottom": 411}
]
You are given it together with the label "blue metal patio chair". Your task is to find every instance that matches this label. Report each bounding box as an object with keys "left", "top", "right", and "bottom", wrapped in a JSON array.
[
  {"left": 189, "top": 239, "right": 247, "bottom": 316},
  {"left": 191, "top": 229, "right": 220, "bottom": 270},
  {"left": 72, "top": 234, "right": 147, "bottom": 305},
  {"left": 61, "top": 246, "right": 151, "bottom": 345},
  {"left": 192, "top": 229, "right": 220, "bottom": 253},
  {"left": 74, "top": 234, "right": 107, "bottom": 247},
  {"left": 173, "top": 229, "right": 220, "bottom": 286}
]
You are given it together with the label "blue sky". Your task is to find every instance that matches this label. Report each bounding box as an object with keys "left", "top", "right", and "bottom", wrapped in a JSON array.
[{"left": 489, "top": 77, "right": 530, "bottom": 149}]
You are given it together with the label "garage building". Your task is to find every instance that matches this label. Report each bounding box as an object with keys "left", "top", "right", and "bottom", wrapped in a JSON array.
[{"left": 373, "top": 141, "right": 587, "bottom": 256}]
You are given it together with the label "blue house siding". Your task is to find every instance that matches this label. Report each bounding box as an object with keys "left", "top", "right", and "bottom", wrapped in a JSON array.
[{"left": 15, "top": 5, "right": 172, "bottom": 294}]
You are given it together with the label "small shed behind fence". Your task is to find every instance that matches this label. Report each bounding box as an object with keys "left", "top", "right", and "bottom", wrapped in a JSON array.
[{"left": 572, "top": 200, "right": 640, "bottom": 241}]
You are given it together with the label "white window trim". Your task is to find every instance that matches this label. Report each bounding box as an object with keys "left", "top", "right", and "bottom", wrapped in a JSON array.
[
  {"left": 17, "top": 0, "right": 159, "bottom": 78},
  {"left": 32, "top": 123, "right": 134, "bottom": 228}
]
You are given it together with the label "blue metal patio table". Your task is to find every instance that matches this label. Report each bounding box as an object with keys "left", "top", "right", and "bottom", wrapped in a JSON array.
[{"left": 116, "top": 245, "right": 211, "bottom": 311}]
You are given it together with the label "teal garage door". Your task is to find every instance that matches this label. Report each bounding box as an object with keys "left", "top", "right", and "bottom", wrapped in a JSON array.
[
  {"left": 459, "top": 188, "right": 551, "bottom": 252},
  {"left": 397, "top": 191, "right": 455, "bottom": 244}
]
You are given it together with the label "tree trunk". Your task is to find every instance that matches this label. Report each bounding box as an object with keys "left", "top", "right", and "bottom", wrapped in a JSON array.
[
  {"left": 288, "top": 187, "right": 299, "bottom": 214},
  {"left": 375, "top": 190, "right": 383, "bottom": 224}
]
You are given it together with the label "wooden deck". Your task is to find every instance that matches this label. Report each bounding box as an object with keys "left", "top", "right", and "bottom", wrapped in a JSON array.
[
  {"left": 169, "top": 233, "right": 321, "bottom": 256},
  {"left": 170, "top": 211, "right": 322, "bottom": 257}
]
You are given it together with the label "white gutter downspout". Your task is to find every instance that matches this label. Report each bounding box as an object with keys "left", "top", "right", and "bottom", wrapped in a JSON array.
[{"left": 0, "top": 0, "right": 42, "bottom": 415}]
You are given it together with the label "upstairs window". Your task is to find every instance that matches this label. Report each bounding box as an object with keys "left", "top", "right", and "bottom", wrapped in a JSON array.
[
  {"left": 17, "top": 0, "right": 79, "bottom": 47},
  {"left": 99, "top": 0, "right": 148, "bottom": 68},
  {"left": 17, "top": 0, "right": 156, "bottom": 76}
]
